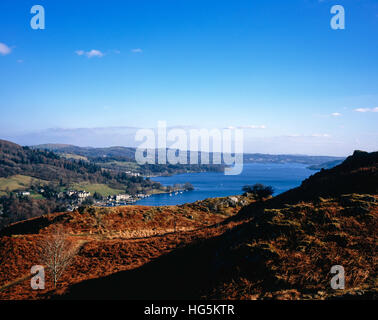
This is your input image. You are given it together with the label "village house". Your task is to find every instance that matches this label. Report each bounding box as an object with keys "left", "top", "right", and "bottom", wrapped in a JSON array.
[
  {"left": 77, "top": 191, "right": 91, "bottom": 199},
  {"left": 125, "top": 171, "right": 140, "bottom": 177},
  {"left": 115, "top": 194, "right": 131, "bottom": 202},
  {"left": 66, "top": 190, "right": 91, "bottom": 199},
  {"left": 17, "top": 191, "right": 30, "bottom": 197},
  {"left": 66, "top": 190, "right": 76, "bottom": 197}
]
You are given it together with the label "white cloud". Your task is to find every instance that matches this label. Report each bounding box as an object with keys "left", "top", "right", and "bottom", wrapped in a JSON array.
[
  {"left": 331, "top": 112, "right": 342, "bottom": 116},
  {"left": 131, "top": 48, "right": 143, "bottom": 53},
  {"left": 75, "top": 49, "right": 104, "bottom": 58},
  {"left": 286, "top": 134, "right": 301, "bottom": 137},
  {"left": 0, "top": 42, "right": 11, "bottom": 55},
  {"left": 354, "top": 107, "right": 378, "bottom": 113},
  {"left": 86, "top": 49, "right": 104, "bottom": 58}
]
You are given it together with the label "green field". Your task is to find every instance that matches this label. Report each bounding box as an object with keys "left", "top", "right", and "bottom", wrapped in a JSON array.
[
  {"left": 0, "top": 175, "right": 48, "bottom": 193},
  {"left": 71, "top": 183, "right": 124, "bottom": 197},
  {"left": 61, "top": 153, "right": 88, "bottom": 161},
  {"left": 29, "top": 193, "right": 44, "bottom": 199}
]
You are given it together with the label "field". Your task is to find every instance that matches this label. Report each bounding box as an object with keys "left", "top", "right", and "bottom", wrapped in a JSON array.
[
  {"left": 0, "top": 175, "right": 48, "bottom": 194},
  {"left": 61, "top": 153, "right": 88, "bottom": 161},
  {"left": 70, "top": 183, "right": 124, "bottom": 197},
  {"left": 0, "top": 175, "right": 124, "bottom": 198}
]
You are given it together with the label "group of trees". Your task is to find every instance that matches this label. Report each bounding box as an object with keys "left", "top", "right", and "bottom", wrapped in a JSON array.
[
  {"left": 0, "top": 193, "right": 64, "bottom": 230},
  {"left": 138, "top": 163, "right": 224, "bottom": 176},
  {"left": 0, "top": 141, "right": 164, "bottom": 192},
  {"left": 166, "top": 182, "right": 194, "bottom": 193},
  {"left": 242, "top": 183, "right": 274, "bottom": 201}
]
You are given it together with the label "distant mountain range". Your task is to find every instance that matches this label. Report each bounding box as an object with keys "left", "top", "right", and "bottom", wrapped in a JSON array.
[{"left": 32, "top": 143, "right": 344, "bottom": 167}]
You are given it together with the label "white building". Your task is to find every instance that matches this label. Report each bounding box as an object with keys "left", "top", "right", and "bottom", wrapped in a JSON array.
[
  {"left": 18, "top": 191, "right": 30, "bottom": 197},
  {"left": 77, "top": 191, "right": 91, "bottom": 199},
  {"left": 125, "top": 171, "right": 140, "bottom": 177},
  {"left": 66, "top": 190, "right": 76, "bottom": 197},
  {"left": 115, "top": 194, "right": 131, "bottom": 202}
]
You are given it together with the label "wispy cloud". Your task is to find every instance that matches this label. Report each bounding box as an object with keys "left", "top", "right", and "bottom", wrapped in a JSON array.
[
  {"left": 311, "top": 133, "right": 331, "bottom": 137},
  {"left": 0, "top": 42, "right": 12, "bottom": 55},
  {"left": 225, "top": 125, "right": 266, "bottom": 130},
  {"left": 354, "top": 107, "right": 378, "bottom": 113},
  {"left": 75, "top": 49, "right": 104, "bottom": 58},
  {"left": 240, "top": 125, "right": 266, "bottom": 129},
  {"left": 331, "top": 112, "right": 342, "bottom": 117},
  {"left": 131, "top": 48, "right": 143, "bottom": 53},
  {"left": 285, "top": 133, "right": 331, "bottom": 138}
]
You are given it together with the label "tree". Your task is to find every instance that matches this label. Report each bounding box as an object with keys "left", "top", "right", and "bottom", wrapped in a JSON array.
[
  {"left": 242, "top": 183, "right": 274, "bottom": 201},
  {"left": 82, "top": 197, "right": 94, "bottom": 206},
  {"left": 93, "top": 192, "right": 103, "bottom": 200},
  {"left": 183, "top": 182, "right": 194, "bottom": 191},
  {"left": 39, "top": 226, "right": 78, "bottom": 288}
]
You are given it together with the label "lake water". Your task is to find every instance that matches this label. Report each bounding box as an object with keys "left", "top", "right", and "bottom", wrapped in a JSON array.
[{"left": 135, "top": 163, "right": 315, "bottom": 206}]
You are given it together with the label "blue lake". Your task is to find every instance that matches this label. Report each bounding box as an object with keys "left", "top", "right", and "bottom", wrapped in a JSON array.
[{"left": 135, "top": 163, "right": 316, "bottom": 206}]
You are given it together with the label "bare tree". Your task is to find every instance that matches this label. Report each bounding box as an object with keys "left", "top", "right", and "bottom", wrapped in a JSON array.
[{"left": 39, "top": 225, "right": 78, "bottom": 288}]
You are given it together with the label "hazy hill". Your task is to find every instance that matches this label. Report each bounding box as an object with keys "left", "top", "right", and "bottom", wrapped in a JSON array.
[
  {"left": 32, "top": 144, "right": 225, "bottom": 176},
  {"left": 243, "top": 153, "right": 344, "bottom": 165},
  {"left": 33, "top": 143, "right": 344, "bottom": 166},
  {"left": 32, "top": 144, "right": 136, "bottom": 162}
]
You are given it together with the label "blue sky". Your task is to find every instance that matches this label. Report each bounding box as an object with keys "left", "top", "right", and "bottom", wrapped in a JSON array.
[{"left": 0, "top": 0, "right": 378, "bottom": 155}]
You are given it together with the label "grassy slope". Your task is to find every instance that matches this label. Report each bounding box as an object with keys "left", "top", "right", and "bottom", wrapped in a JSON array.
[
  {"left": 0, "top": 175, "right": 49, "bottom": 193},
  {"left": 61, "top": 153, "right": 88, "bottom": 161}
]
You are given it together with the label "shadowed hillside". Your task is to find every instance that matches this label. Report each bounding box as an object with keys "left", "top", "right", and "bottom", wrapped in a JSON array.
[{"left": 265, "top": 150, "right": 378, "bottom": 206}]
